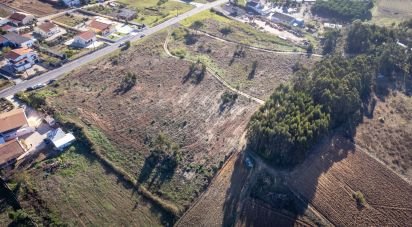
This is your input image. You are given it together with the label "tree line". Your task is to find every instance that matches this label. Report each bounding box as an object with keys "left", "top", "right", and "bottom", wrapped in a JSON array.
[{"left": 247, "top": 20, "right": 412, "bottom": 167}]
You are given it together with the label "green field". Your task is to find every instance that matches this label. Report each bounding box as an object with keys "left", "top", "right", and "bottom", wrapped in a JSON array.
[
  {"left": 119, "top": 0, "right": 194, "bottom": 26},
  {"left": 180, "top": 10, "right": 304, "bottom": 52}
]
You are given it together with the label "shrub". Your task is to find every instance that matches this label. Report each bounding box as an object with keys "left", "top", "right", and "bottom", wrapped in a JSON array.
[{"left": 353, "top": 191, "right": 366, "bottom": 208}]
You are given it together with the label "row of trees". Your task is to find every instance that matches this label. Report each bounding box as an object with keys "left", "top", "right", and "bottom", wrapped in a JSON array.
[{"left": 312, "top": 0, "right": 373, "bottom": 21}]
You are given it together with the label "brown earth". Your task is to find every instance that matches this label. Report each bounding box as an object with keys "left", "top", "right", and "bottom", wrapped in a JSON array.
[
  {"left": 0, "top": 0, "right": 65, "bottom": 16},
  {"left": 169, "top": 33, "right": 319, "bottom": 100},
  {"left": 288, "top": 135, "right": 412, "bottom": 226},
  {"left": 355, "top": 92, "right": 412, "bottom": 182},
  {"left": 43, "top": 32, "right": 259, "bottom": 211}
]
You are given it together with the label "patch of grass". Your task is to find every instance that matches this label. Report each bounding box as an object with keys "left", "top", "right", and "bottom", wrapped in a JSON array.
[
  {"left": 180, "top": 10, "right": 303, "bottom": 52},
  {"left": 370, "top": 0, "right": 412, "bottom": 26},
  {"left": 0, "top": 78, "right": 13, "bottom": 91},
  {"left": 54, "top": 14, "right": 85, "bottom": 27},
  {"left": 119, "top": 0, "right": 194, "bottom": 26}
]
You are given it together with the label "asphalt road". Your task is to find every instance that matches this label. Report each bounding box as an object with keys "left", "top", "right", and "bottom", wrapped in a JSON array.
[{"left": 0, "top": 0, "right": 228, "bottom": 98}]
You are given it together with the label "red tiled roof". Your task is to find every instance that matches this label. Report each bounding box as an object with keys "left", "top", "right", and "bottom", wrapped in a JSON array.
[
  {"left": 77, "top": 31, "right": 95, "bottom": 40},
  {"left": 37, "top": 22, "right": 56, "bottom": 33},
  {"left": 9, "top": 12, "right": 27, "bottom": 22},
  {"left": 0, "top": 139, "right": 25, "bottom": 165},
  {"left": 4, "top": 48, "right": 34, "bottom": 61},
  {"left": 89, "top": 20, "right": 111, "bottom": 31},
  {"left": 0, "top": 108, "right": 28, "bottom": 133}
]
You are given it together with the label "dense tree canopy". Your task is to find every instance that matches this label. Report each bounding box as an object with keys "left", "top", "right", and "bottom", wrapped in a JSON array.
[
  {"left": 247, "top": 85, "right": 329, "bottom": 167},
  {"left": 312, "top": 0, "right": 373, "bottom": 21}
]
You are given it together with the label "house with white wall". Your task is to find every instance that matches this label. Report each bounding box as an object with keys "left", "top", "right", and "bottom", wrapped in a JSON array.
[{"left": 5, "top": 48, "right": 39, "bottom": 72}]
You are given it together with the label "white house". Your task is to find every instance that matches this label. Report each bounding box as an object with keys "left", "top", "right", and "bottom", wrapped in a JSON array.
[
  {"left": 62, "top": 0, "right": 81, "bottom": 7},
  {"left": 72, "top": 31, "right": 96, "bottom": 48},
  {"left": 8, "top": 12, "right": 34, "bottom": 26},
  {"left": 34, "top": 22, "right": 60, "bottom": 38},
  {"left": 47, "top": 128, "right": 75, "bottom": 151},
  {"left": 5, "top": 48, "right": 39, "bottom": 72}
]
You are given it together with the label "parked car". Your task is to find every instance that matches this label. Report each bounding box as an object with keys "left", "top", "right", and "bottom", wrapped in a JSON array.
[
  {"left": 26, "top": 83, "right": 46, "bottom": 91},
  {"left": 140, "top": 34, "right": 146, "bottom": 38},
  {"left": 47, "top": 79, "right": 56, "bottom": 85}
]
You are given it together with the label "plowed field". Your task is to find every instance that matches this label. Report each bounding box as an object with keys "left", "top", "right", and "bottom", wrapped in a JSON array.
[{"left": 288, "top": 135, "right": 412, "bottom": 226}]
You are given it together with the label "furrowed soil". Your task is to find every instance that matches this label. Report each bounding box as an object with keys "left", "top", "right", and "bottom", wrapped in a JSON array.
[
  {"left": 287, "top": 135, "right": 412, "bottom": 226},
  {"left": 39, "top": 32, "right": 259, "bottom": 215},
  {"left": 169, "top": 30, "right": 319, "bottom": 100},
  {"left": 0, "top": 0, "right": 65, "bottom": 16},
  {"left": 355, "top": 92, "right": 412, "bottom": 182}
]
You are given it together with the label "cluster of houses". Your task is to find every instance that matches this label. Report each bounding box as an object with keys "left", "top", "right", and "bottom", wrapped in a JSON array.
[
  {"left": 0, "top": 9, "right": 120, "bottom": 73},
  {"left": 245, "top": 0, "right": 305, "bottom": 27},
  {"left": 0, "top": 108, "right": 75, "bottom": 168}
]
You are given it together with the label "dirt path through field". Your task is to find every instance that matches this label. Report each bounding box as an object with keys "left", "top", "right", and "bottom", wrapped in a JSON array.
[{"left": 164, "top": 31, "right": 265, "bottom": 105}]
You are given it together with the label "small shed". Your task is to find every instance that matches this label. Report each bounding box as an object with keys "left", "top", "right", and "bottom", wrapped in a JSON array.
[
  {"left": 47, "top": 128, "right": 75, "bottom": 151},
  {"left": 44, "top": 115, "right": 56, "bottom": 127}
]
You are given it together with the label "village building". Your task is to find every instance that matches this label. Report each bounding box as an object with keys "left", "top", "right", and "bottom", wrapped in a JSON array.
[
  {"left": 88, "top": 19, "right": 115, "bottom": 36},
  {"left": 34, "top": 22, "right": 60, "bottom": 38},
  {"left": 8, "top": 12, "right": 34, "bottom": 26},
  {"left": 73, "top": 30, "right": 96, "bottom": 48},
  {"left": 0, "top": 139, "right": 25, "bottom": 168},
  {"left": 0, "top": 32, "right": 35, "bottom": 48},
  {"left": 61, "top": 0, "right": 81, "bottom": 7},
  {"left": 5, "top": 48, "right": 39, "bottom": 73},
  {"left": 271, "top": 12, "right": 304, "bottom": 27},
  {"left": 246, "top": 1, "right": 265, "bottom": 15},
  {"left": 47, "top": 128, "right": 75, "bottom": 151},
  {"left": 0, "top": 108, "right": 32, "bottom": 142},
  {"left": 0, "top": 24, "right": 17, "bottom": 33},
  {"left": 117, "top": 9, "right": 137, "bottom": 21}
]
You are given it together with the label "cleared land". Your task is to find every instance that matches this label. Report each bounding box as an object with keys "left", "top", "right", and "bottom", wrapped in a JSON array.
[
  {"left": 168, "top": 30, "right": 319, "bottom": 100},
  {"left": 371, "top": 0, "right": 412, "bottom": 25},
  {"left": 355, "top": 92, "right": 412, "bottom": 182},
  {"left": 287, "top": 135, "right": 412, "bottom": 226},
  {"left": 20, "top": 31, "right": 259, "bottom": 221},
  {"left": 0, "top": 0, "right": 65, "bottom": 16}
]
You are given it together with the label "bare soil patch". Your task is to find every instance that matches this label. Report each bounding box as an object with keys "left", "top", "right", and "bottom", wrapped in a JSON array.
[
  {"left": 42, "top": 32, "right": 258, "bottom": 212},
  {"left": 0, "top": 0, "right": 65, "bottom": 16}
]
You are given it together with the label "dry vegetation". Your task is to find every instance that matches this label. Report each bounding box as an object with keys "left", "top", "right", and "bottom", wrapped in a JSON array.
[
  {"left": 355, "top": 92, "right": 412, "bottom": 182},
  {"left": 169, "top": 29, "right": 319, "bottom": 100},
  {"left": 371, "top": 0, "right": 412, "bottom": 25},
  {"left": 0, "top": 0, "right": 65, "bottom": 16},
  {"left": 287, "top": 135, "right": 412, "bottom": 226},
  {"left": 15, "top": 31, "right": 262, "bottom": 224}
]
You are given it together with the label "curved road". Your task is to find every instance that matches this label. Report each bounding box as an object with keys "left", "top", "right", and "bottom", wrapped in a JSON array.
[{"left": 0, "top": 0, "right": 228, "bottom": 98}]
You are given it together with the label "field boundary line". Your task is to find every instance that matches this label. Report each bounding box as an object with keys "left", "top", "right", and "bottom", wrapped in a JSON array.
[
  {"left": 164, "top": 31, "right": 265, "bottom": 105},
  {"left": 190, "top": 29, "right": 324, "bottom": 57}
]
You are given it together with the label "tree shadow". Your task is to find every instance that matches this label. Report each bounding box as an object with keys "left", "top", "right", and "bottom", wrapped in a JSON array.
[{"left": 222, "top": 132, "right": 356, "bottom": 226}]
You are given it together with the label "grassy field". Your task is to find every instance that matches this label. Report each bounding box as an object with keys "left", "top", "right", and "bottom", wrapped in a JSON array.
[
  {"left": 118, "top": 0, "right": 194, "bottom": 26},
  {"left": 53, "top": 14, "right": 86, "bottom": 27},
  {"left": 7, "top": 144, "right": 168, "bottom": 226},
  {"left": 180, "top": 10, "right": 304, "bottom": 52},
  {"left": 371, "top": 0, "right": 412, "bottom": 26}
]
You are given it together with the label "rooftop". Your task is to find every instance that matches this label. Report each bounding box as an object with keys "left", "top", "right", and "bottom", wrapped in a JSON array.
[
  {"left": 5, "top": 48, "right": 35, "bottom": 61},
  {"left": 77, "top": 30, "right": 95, "bottom": 40},
  {"left": 37, "top": 22, "right": 57, "bottom": 33},
  {"left": 9, "top": 12, "right": 29, "bottom": 22},
  {"left": 89, "top": 19, "right": 111, "bottom": 31},
  {"left": 2, "top": 32, "right": 31, "bottom": 45},
  {"left": 0, "top": 108, "right": 28, "bottom": 133},
  {"left": 0, "top": 139, "right": 25, "bottom": 166}
]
